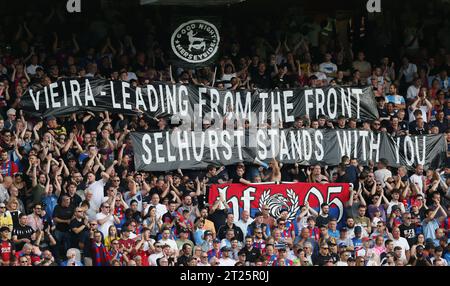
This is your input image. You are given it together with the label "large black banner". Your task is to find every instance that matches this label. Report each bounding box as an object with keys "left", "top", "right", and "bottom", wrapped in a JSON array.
[
  {"left": 21, "top": 78, "right": 379, "bottom": 121},
  {"left": 131, "top": 129, "right": 447, "bottom": 171}
]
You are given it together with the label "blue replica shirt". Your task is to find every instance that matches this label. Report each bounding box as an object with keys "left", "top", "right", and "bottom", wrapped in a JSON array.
[{"left": 328, "top": 229, "right": 340, "bottom": 239}]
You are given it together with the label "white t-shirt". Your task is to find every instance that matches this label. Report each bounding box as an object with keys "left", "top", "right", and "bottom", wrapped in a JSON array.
[
  {"left": 124, "top": 191, "right": 143, "bottom": 212},
  {"left": 148, "top": 252, "right": 163, "bottom": 266},
  {"left": 87, "top": 179, "right": 107, "bottom": 211},
  {"left": 144, "top": 203, "right": 167, "bottom": 220},
  {"left": 96, "top": 212, "right": 114, "bottom": 238},
  {"left": 406, "top": 85, "right": 420, "bottom": 101},
  {"left": 401, "top": 64, "right": 418, "bottom": 83},
  {"left": 408, "top": 106, "right": 429, "bottom": 123},
  {"left": 218, "top": 257, "right": 237, "bottom": 266},
  {"left": 158, "top": 238, "right": 178, "bottom": 252},
  {"left": 392, "top": 237, "right": 410, "bottom": 262},
  {"left": 235, "top": 218, "right": 254, "bottom": 238},
  {"left": 409, "top": 174, "right": 424, "bottom": 193}
]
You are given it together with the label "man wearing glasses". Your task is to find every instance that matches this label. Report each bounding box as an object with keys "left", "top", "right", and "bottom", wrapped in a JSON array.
[
  {"left": 96, "top": 202, "right": 120, "bottom": 238},
  {"left": 198, "top": 251, "right": 210, "bottom": 266},
  {"left": 312, "top": 242, "right": 332, "bottom": 266},
  {"left": 399, "top": 212, "right": 417, "bottom": 247},
  {"left": 26, "top": 204, "right": 44, "bottom": 232},
  {"left": 148, "top": 242, "right": 164, "bottom": 266},
  {"left": 70, "top": 207, "right": 90, "bottom": 251},
  {"left": 0, "top": 202, "right": 12, "bottom": 233}
]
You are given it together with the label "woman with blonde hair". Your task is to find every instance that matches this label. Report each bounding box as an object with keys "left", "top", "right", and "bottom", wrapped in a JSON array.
[
  {"left": 7, "top": 198, "right": 21, "bottom": 228},
  {"left": 104, "top": 225, "right": 119, "bottom": 250}
]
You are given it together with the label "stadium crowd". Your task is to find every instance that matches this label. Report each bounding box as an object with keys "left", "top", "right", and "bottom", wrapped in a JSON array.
[{"left": 0, "top": 2, "right": 449, "bottom": 266}]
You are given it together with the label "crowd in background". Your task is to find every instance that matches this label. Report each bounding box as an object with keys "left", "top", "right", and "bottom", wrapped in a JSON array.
[{"left": 0, "top": 1, "right": 449, "bottom": 266}]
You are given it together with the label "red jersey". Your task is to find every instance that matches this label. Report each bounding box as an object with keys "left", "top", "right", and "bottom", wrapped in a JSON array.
[{"left": 0, "top": 239, "right": 14, "bottom": 265}]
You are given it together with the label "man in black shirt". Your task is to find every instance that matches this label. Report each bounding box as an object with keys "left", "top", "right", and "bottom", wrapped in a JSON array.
[
  {"left": 315, "top": 203, "right": 331, "bottom": 227},
  {"left": 312, "top": 242, "right": 332, "bottom": 266},
  {"left": 411, "top": 245, "right": 432, "bottom": 266},
  {"left": 241, "top": 236, "right": 261, "bottom": 264},
  {"left": 12, "top": 213, "right": 35, "bottom": 251},
  {"left": 252, "top": 62, "right": 272, "bottom": 89},
  {"left": 52, "top": 195, "right": 74, "bottom": 262},
  {"left": 399, "top": 212, "right": 417, "bottom": 247},
  {"left": 69, "top": 206, "right": 90, "bottom": 250},
  {"left": 217, "top": 213, "right": 244, "bottom": 242}
]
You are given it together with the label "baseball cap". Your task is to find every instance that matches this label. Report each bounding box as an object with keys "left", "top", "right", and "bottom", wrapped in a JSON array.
[
  {"left": 213, "top": 239, "right": 220, "bottom": 243},
  {"left": 354, "top": 226, "right": 362, "bottom": 233},
  {"left": 0, "top": 202, "right": 5, "bottom": 208},
  {"left": 338, "top": 242, "right": 347, "bottom": 248},
  {"left": 0, "top": 226, "right": 10, "bottom": 233},
  {"left": 391, "top": 205, "right": 400, "bottom": 212},
  {"left": 340, "top": 227, "right": 348, "bottom": 232},
  {"left": 416, "top": 245, "right": 424, "bottom": 250},
  {"left": 221, "top": 246, "right": 231, "bottom": 252},
  {"left": 203, "top": 230, "right": 212, "bottom": 237}
]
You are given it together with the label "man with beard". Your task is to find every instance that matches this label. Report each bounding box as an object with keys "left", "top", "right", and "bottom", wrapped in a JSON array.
[
  {"left": 241, "top": 236, "right": 262, "bottom": 264},
  {"left": 316, "top": 203, "right": 332, "bottom": 227}
]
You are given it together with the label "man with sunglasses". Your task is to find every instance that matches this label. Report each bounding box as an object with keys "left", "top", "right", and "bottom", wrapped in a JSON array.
[
  {"left": 26, "top": 204, "right": 44, "bottom": 232},
  {"left": 399, "top": 212, "right": 417, "bottom": 247},
  {"left": 312, "top": 242, "right": 332, "bottom": 266},
  {"left": 96, "top": 202, "right": 119, "bottom": 238},
  {"left": 70, "top": 207, "right": 90, "bottom": 250},
  {"left": 148, "top": 241, "right": 164, "bottom": 266}
]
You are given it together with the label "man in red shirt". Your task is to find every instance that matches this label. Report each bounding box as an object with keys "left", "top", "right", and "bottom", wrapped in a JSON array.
[
  {"left": 118, "top": 228, "right": 136, "bottom": 260},
  {"left": 0, "top": 150, "right": 18, "bottom": 177},
  {"left": 0, "top": 226, "right": 14, "bottom": 266}
]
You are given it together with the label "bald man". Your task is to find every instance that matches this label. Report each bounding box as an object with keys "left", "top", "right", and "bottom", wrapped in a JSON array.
[{"left": 235, "top": 210, "right": 254, "bottom": 238}]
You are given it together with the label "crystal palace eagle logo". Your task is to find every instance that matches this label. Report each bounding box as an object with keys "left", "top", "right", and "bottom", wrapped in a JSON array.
[
  {"left": 171, "top": 20, "right": 220, "bottom": 64},
  {"left": 259, "top": 189, "right": 300, "bottom": 221}
]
